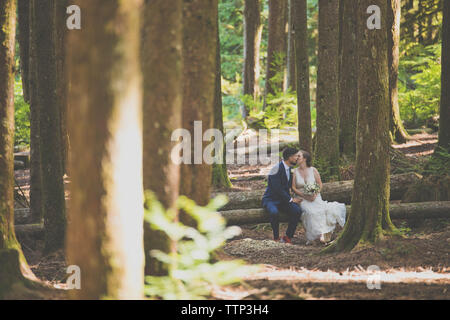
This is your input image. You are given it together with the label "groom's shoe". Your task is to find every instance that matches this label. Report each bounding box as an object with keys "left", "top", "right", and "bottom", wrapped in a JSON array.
[
  {"left": 273, "top": 236, "right": 280, "bottom": 241},
  {"left": 280, "top": 236, "right": 292, "bottom": 244}
]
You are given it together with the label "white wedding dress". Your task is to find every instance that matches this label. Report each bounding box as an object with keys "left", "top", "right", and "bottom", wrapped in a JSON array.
[{"left": 294, "top": 167, "right": 346, "bottom": 242}]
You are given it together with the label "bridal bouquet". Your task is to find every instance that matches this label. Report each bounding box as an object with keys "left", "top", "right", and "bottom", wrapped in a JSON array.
[{"left": 304, "top": 182, "right": 320, "bottom": 195}]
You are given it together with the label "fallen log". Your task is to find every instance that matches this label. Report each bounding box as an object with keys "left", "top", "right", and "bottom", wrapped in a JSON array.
[
  {"left": 213, "top": 173, "right": 422, "bottom": 210},
  {"left": 219, "top": 201, "right": 450, "bottom": 226},
  {"left": 14, "top": 208, "right": 31, "bottom": 225},
  {"left": 15, "top": 224, "right": 44, "bottom": 239}
]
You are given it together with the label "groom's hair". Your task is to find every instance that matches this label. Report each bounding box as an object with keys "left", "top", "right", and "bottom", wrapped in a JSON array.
[{"left": 282, "top": 147, "right": 299, "bottom": 161}]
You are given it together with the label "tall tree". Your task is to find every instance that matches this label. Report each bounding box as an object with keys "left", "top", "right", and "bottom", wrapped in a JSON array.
[
  {"left": 388, "top": 0, "right": 409, "bottom": 143},
  {"left": 324, "top": 0, "right": 396, "bottom": 253},
  {"left": 242, "top": 0, "right": 263, "bottom": 119},
  {"left": 142, "top": 0, "right": 183, "bottom": 276},
  {"left": 263, "top": 0, "right": 288, "bottom": 108},
  {"left": 0, "top": 0, "right": 38, "bottom": 298},
  {"left": 34, "top": 0, "right": 66, "bottom": 254},
  {"left": 213, "top": 19, "right": 232, "bottom": 189},
  {"left": 28, "top": 0, "right": 43, "bottom": 224},
  {"left": 338, "top": 0, "right": 358, "bottom": 156},
  {"left": 287, "top": 0, "right": 296, "bottom": 92},
  {"left": 17, "top": 0, "right": 30, "bottom": 103},
  {"left": 293, "top": 0, "right": 312, "bottom": 154},
  {"left": 314, "top": 0, "right": 340, "bottom": 180},
  {"left": 54, "top": 0, "right": 69, "bottom": 173},
  {"left": 66, "top": 0, "right": 145, "bottom": 299},
  {"left": 437, "top": 0, "right": 450, "bottom": 152},
  {"left": 180, "top": 0, "right": 218, "bottom": 208}
]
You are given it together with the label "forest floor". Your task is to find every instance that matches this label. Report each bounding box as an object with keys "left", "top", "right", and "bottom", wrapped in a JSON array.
[{"left": 13, "top": 130, "right": 450, "bottom": 299}]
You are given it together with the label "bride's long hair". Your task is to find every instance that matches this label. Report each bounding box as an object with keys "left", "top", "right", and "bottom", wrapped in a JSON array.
[{"left": 302, "top": 151, "right": 312, "bottom": 167}]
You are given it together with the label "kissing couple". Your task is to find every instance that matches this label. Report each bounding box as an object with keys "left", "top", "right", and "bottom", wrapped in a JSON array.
[{"left": 261, "top": 148, "right": 346, "bottom": 245}]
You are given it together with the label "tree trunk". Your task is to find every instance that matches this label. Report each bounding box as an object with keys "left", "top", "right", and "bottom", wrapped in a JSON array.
[
  {"left": 293, "top": 0, "right": 312, "bottom": 154},
  {"left": 17, "top": 0, "right": 30, "bottom": 103},
  {"left": 315, "top": 0, "right": 340, "bottom": 181},
  {"left": 180, "top": 0, "right": 218, "bottom": 209},
  {"left": 243, "top": 0, "right": 262, "bottom": 119},
  {"left": 438, "top": 0, "right": 450, "bottom": 152},
  {"left": 214, "top": 172, "right": 421, "bottom": 210},
  {"left": 66, "top": 0, "right": 145, "bottom": 300},
  {"left": 388, "top": 0, "right": 409, "bottom": 144},
  {"left": 142, "top": 0, "right": 183, "bottom": 277},
  {"left": 28, "top": 0, "right": 43, "bottom": 224},
  {"left": 324, "top": 0, "right": 396, "bottom": 253},
  {"left": 220, "top": 202, "right": 450, "bottom": 226},
  {"left": 263, "top": 0, "right": 288, "bottom": 107},
  {"left": 213, "top": 17, "right": 232, "bottom": 190},
  {"left": 0, "top": 0, "right": 37, "bottom": 298},
  {"left": 54, "top": 0, "right": 69, "bottom": 174},
  {"left": 287, "top": 0, "right": 296, "bottom": 92},
  {"left": 338, "top": 0, "right": 357, "bottom": 156},
  {"left": 34, "top": 0, "right": 66, "bottom": 254}
]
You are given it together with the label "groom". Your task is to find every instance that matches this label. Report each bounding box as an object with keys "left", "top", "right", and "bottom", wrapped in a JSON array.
[{"left": 262, "top": 148, "right": 303, "bottom": 244}]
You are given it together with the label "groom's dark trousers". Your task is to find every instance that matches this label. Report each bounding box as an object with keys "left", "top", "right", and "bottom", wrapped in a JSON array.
[{"left": 261, "top": 162, "right": 302, "bottom": 239}]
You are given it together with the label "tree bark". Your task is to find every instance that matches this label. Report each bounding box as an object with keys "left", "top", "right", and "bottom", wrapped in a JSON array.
[
  {"left": 220, "top": 201, "right": 450, "bottom": 226},
  {"left": 264, "top": 0, "right": 288, "bottom": 107},
  {"left": 287, "top": 0, "right": 296, "bottom": 92},
  {"left": 243, "top": 0, "right": 262, "bottom": 118},
  {"left": 180, "top": 0, "right": 218, "bottom": 208},
  {"left": 0, "top": 0, "right": 37, "bottom": 298},
  {"left": 142, "top": 0, "right": 183, "bottom": 277},
  {"left": 28, "top": 0, "right": 43, "bottom": 224},
  {"left": 388, "top": 0, "right": 409, "bottom": 144},
  {"left": 214, "top": 173, "right": 421, "bottom": 210},
  {"left": 54, "top": 0, "right": 69, "bottom": 174},
  {"left": 293, "top": 0, "right": 312, "bottom": 154},
  {"left": 66, "top": 0, "right": 145, "bottom": 299},
  {"left": 34, "top": 0, "right": 66, "bottom": 254},
  {"left": 338, "top": 0, "right": 357, "bottom": 156},
  {"left": 17, "top": 0, "right": 30, "bottom": 103},
  {"left": 438, "top": 0, "right": 450, "bottom": 152},
  {"left": 315, "top": 0, "right": 340, "bottom": 181},
  {"left": 324, "top": 0, "right": 396, "bottom": 253},
  {"left": 213, "top": 19, "right": 232, "bottom": 189}
]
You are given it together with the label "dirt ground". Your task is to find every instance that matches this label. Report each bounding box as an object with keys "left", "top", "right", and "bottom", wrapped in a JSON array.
[{"left": 13, "top": 131, "right": 450, "bottom": 299}]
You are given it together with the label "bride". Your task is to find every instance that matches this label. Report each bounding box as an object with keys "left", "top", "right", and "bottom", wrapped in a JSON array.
[{"left": 292, "top": 151, "right": 346, "bottom": 244}]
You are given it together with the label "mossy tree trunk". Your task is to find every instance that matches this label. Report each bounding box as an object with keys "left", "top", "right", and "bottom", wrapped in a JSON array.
[
  {"left": 0, "top": 0, "right": 38, "bottom": 298},
  {"left": 324, "top": 0, "right": 396, "bottom": 253},
  {"left": 338, "top": 0, "right": 357, "bottom": 157},
  {"left": 142, "top": 0, "right": 183, "bottom": 276},
  {"left": 293, "top": 0, "right": 312, "bottom": 154},
  {"left": 28, "top": 0, "right": 43, "bottom": 224},
  {"left": 66, "top": 0, "right": 145, "bottom": 299},
  {"left": 180, "top": 0, "right": 218, "bottom": 209},
  {"left": 242, "top": 0, "right": 262, "bottom": 119},
  {"left": 213, "top": 20, "right": 232, "bottom": 189},
  {"left": 315, "top": 0, "right": 340, "bottom": 181},
  {"left": 388, "top": 0, "right": 409, "bottom": 144},
  {"left": 263, "top": 0, "right": 288, "bottom": 108},
  {"left": 17, "top": 0, "right": 30, "bottom": 103},
  {"left": 438, "top": 0, "right": 450, "bottom": 152},
  {"left": 34, "top": 0, "right": 66, "bottom": 254}
]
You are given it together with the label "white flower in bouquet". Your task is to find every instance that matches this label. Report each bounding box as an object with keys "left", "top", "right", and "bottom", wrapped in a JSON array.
[{"left": 304, "top": 182, "right": 320, "bottom": 195}]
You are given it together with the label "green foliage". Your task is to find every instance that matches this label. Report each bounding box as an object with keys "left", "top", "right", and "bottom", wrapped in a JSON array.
[
  {"left": 14, "top": 77, "right": 30, "bottom": 148},
  {"left": 144, "top": 192, "right": 257, "bottom": 300},
  {"left": 399, "top": 44, "right": 441, "bottom": 127},
  {"left": 424, "top": 147, "right": 450, "bottom": 176}
]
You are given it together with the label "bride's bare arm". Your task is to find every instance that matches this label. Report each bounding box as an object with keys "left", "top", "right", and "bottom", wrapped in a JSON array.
[{"left": 313, "top": 167, "right": 323, "bottom": 191}]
